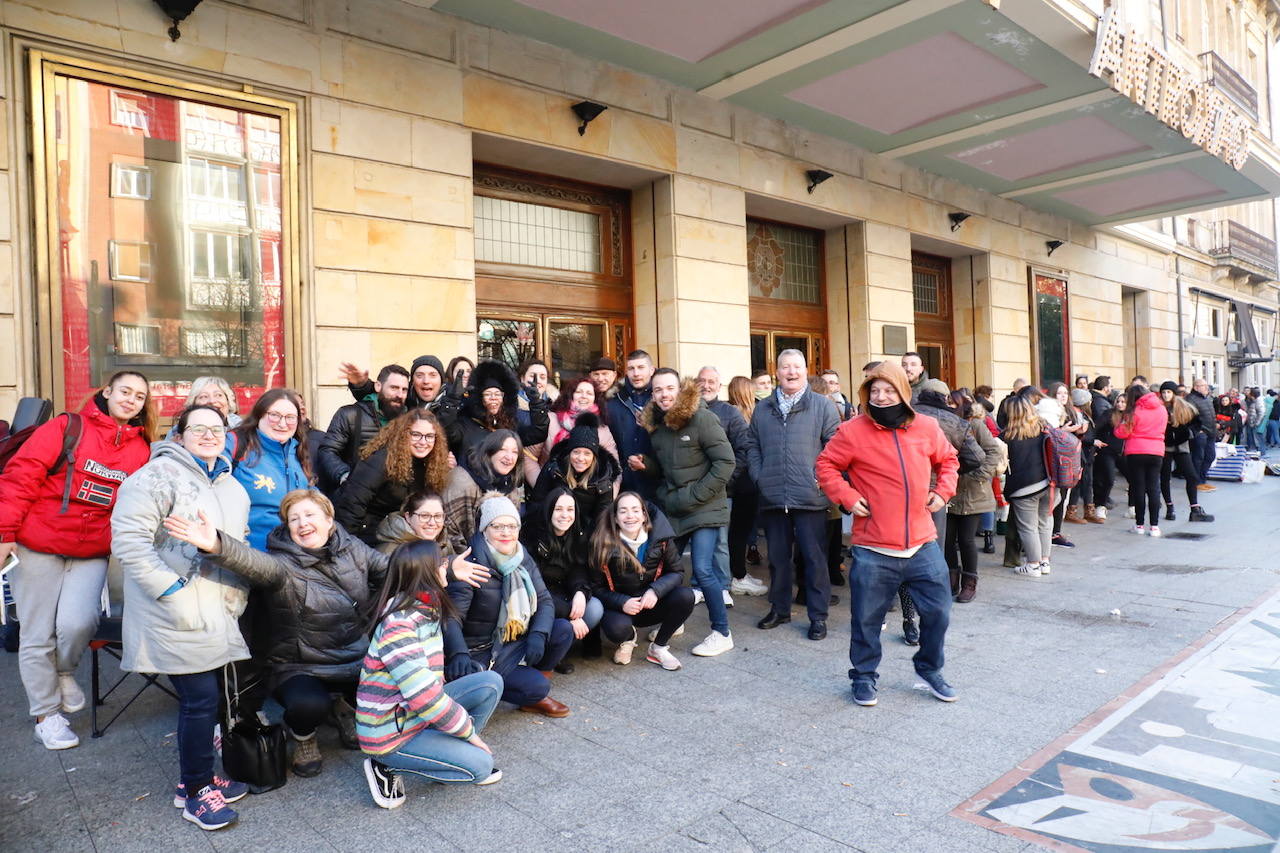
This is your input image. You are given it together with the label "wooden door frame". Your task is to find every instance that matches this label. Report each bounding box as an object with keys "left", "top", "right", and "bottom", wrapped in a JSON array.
[{"left": 911, "top": 251, "right": 956, "bottom": 387}]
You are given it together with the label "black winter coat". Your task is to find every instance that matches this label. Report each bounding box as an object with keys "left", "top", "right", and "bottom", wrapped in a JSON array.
[
  {"left": 333, "top": 448, "right": 429, "bottom": 545},
  {"left": 528, "top": 442, "right": 620, "bottom": 530},
  {"left": 212, "top": 524, "right": 388, "bottom": 688},
  {"left": 520, "top": 486, "right": 592, "bottom": 617},
  {"left": 1187, "top": 390, "right": 1216, "bottom": 435},
  {"left": 706, "top": 399, "right": 751, "bottom": 496},
  {"left": 317, "top": 398, "right": 384, "bottom": 493},
  {"left": 590, "top": 506, "right": 685, "bottom": 612},
  {"left": 442, "top": 532, "right": 555, "bottom": 657}
]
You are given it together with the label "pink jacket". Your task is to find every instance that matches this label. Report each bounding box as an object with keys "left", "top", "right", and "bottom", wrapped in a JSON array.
[{"left": 1113, "top": 392, "right": 1168, "bottom": 457}]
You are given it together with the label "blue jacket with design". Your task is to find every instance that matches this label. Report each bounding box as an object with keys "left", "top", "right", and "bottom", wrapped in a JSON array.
[{"left": 228, "top": 432, "right": 310, "bottom": 550}]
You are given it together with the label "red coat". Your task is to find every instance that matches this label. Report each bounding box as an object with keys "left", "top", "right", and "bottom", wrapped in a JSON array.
[
  {"left": 1113, "top": 392, "right": 1168, "bottom": 457},
  {"left": 0, "top": 401, "right": 151, "bottom": 558},
  {"left": 816, "top": 413, "right": 959, "bottom": 552}
]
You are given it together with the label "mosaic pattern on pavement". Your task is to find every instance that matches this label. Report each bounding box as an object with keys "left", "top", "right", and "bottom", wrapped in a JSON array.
[{"left": 957, "top": 587, "right": 1280, "bottom": 852}]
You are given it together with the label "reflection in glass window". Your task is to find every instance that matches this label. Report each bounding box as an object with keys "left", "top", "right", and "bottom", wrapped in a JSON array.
[
  {"left": 747, "top": 220, "right": 821, "bottom": 304},
  {"left": 50, "top": 74, "right": 287, "bottom": 416}
]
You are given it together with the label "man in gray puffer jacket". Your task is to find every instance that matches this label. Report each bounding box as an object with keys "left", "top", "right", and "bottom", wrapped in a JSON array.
[{"left": 746, "top": 350, "right": 839, "bottom": 640}]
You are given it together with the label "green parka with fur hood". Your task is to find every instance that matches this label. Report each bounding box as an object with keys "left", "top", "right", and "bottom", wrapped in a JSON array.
[{"left": 640, "top": 379, "right": 734, "bottom": 536}]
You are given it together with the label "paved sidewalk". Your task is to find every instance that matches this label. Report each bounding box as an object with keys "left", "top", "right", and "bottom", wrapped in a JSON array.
[{"left": 2, "top": 477, "right": 1278, "bottom": 853}]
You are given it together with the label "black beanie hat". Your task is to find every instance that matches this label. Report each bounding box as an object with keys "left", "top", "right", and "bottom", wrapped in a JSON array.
[
  {"left": 410, "top": 355, "right": 444, "bottom": 379},
  {"left": 1159, "top": 380, "right": 1179, "bottom": 393},
  {"left": 564, "top": 412, "right": 600, "bottom": 455}
]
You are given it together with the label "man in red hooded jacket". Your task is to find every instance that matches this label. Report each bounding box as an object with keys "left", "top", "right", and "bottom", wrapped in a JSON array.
[{"left": 816, "top": 362, "right": 959, "bottom": 707}]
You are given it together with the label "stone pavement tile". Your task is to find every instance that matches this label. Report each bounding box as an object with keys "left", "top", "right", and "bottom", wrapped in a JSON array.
[
  {"left": 763, "top": 826, "right": 862, "bottom": 851},
  {"left": 431, "top": 794, "right": 568, "bottom": 850},
  {"left": 678, "top": 801, "right": 801, "bottom": 850}
]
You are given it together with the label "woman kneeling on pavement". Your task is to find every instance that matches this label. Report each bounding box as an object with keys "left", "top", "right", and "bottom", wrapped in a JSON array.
[
  {"left": 442, "top": 495, "right": 573, "bottom": 718},
  {"left": 113, "top": 405, "right": 251, "bottom": 831},
  {"left": 520, "top": 486, "right": 605, "bottom": 673},
  {"left": 164, "top": 488, "right": 388, "bottom": 777},
  {"left": 590, "top": 493, "right": 696, "bottom": 671},
  {"left": 358, "top": 540, "right": 503, "bottom": 809}
]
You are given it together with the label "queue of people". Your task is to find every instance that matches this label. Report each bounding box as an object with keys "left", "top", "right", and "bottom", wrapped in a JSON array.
[{"left": 0, "top": 349, "right": 1245, "bottom": 830}]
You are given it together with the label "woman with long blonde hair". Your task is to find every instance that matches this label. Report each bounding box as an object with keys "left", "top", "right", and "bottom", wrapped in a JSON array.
[
  {"left": 1157, "top": 382, "right": 1213, "bottom": 524},
  {"left": 725, "top": 375, "right": 766, "bottom": 594},
  {"left": 1001, "top": 397, "right": 1054, "bottom": 577},
  {"left": 727, "top": 376, "right": 755, "bottom": 423},
  {"left": 334, "top": 408, "right": 450, "bottom": 545}
]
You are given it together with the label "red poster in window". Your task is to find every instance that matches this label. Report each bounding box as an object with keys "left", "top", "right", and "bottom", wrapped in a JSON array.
[{"left": 53, "top": 76, "right": 286, "bottom": 417}]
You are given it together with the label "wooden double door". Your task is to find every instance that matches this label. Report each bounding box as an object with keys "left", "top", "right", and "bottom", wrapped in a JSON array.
[{"left": 912, "top": 252, "right": 955, "bottom": 387}]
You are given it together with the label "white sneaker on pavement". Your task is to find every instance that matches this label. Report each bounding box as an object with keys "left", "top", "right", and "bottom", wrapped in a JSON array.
[
  {"left": 1130, "top": 524, "right": 1146, "bottom": 535},
  {"left": 690, "top": 630, "right": 734, "bottom": 657},
  {"left": 722, "top": 590, "right": 734, "bottom": 608},
  {"left": 730, "top": 575, "right": 768, "bottom": 596},
  {"left": 647, "top": 624, "right": 683, "bottom": 642},
  {"left": 1148, "top": 526, "right": 1162, "bottom": 538},
  {"left": 1038, "top": 561, "right": 1051, "bottom": 575},
  {"left": 645, "top": 643, "right": 682, "bottom": 671},
  {"left": 691, "top": 588, "right": 705, "bottom": 606},
  {"left": 613, "top": 628, "right": 637, "bottom": 665},
  {"left": 58, "top": 673, "right": 86, "bottom": 714},
  {"left": 34, "top": 713, "right": 79, "bottom": 750},
  {"left": 1095, "top": 506, "right": 1108, "bottom": 520}
]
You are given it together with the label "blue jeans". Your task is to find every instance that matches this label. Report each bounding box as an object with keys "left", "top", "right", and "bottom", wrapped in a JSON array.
[
  {"left": 1244, "top": 425, "right": 1261, "bottom": 452},
  {"left": 848, "top": 543, "right": 951, "bottom": 685},
  {"left": 676, "top": 527, "right": 729, "bottom": 635},
  {"left": 1192, "top": 431, "right": 1214, "bottom": 482},
  {"left": 1267, "top": 420, "right": 1280, "bottom": 448},
  {"left": 169, "top": 670, "right": 222, "bottom": 792},
  {"left": 712, "top": 524, "right": 731, "bottom": 589},
  {"left": 978, "top": 511, "right": 994, "bottom": 533},
  {"left": 470, "top": 618, "right": 574, "bottom": 707},
  {"left": 376, "top": 671, "right": 501, "bottom": 783}
]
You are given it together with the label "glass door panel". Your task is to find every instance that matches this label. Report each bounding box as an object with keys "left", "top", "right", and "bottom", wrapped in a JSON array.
[
  {"left": 774, "top": 334, "right": 811, "bottom": 367},
  {"left": 750, "top": 333, "right": 768, "bottom": 375},
  {"left": 477, "top": 316, "right": 538, "bottom": 371},
  {"left": 548, "top": 319, "right": 606, "bottom": 382},
  {"left": 917, "top": 343, "right": 945, "bottom": 386}
]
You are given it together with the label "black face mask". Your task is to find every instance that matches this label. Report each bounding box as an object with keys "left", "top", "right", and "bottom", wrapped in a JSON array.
[{"left": 868, "top": 401, "right": 909, "bottom": 429}]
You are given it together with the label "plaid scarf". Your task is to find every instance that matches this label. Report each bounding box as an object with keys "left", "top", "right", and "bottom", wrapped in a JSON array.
[{"left": 777, "top": 386, "right": 806, "bottom": 421}]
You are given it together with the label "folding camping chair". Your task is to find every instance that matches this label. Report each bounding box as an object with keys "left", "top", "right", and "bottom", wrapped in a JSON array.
[{"left": 89, "top": 617, "right": 178, "bottom": 738}]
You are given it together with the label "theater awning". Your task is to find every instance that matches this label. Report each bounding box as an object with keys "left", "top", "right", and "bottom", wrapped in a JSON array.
[{"left": 434, "top": 0, "right": 1280, "bottom": 227}]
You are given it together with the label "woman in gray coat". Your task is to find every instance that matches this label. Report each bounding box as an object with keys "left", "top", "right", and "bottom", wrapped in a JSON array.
[
  {"left": 112, "top": 405, "right": 252, "bottom": 831},
  {"left": 942, "top": 391, "right": 1004, "bottom": 604}
]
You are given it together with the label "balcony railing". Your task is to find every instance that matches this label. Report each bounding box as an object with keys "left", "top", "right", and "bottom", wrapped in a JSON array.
[
  {"left": 1199, "top": 50, "right": 1259, "bottom": 121},
  {"left": 1207, "top": 219, "right": 1278, "bottom": 277}
]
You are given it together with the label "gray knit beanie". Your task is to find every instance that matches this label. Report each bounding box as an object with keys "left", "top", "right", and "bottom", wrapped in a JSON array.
[{"left": 477, "top": 494, "right": 520, "bottom": 533}]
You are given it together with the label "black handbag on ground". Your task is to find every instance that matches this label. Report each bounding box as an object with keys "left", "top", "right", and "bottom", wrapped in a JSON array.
[{"left": 221, "top": 665, "right": 288, "bottom": 794}]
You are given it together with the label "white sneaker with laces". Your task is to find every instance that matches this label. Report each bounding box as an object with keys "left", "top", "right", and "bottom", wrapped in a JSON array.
[
  {"left": 722, "top": 590, "right": 734, "bottom": 608},
  {"left": 1014, "top": 563, "right": 1042, "bottom": 577},
  {"left": 1130, "top": 524, "right": 1146, "bottom": 535},
  {"left": 691, "top": 588, "right": 705, "bottom": 606},
  {"left": 1124, "top": 506, "right": 1136, "bottom": 519},
  {"left": 34, "top": 713, "right": 79, "bottom": 750},
  {"left": 613, "top": 630, "right": 637, "bottom": 665},
  {"left": 730, "top": 575, "right": 768, "bottom": 596},
  {"left": 647, "top": 624, "right": 683, "bottom": 642},
  {"left": 1038, "top": 561, "right": 1051, "bottom": 575},
  {"left": 645, "top": 642, "right": 682, "bottom": 671},
  {"left": 1148, "top": 526, "right": 1162, "bottom": 538},
  {"left": 690, "top": 630, "right": 734, "bottom": 657},
  {"left": 1095, "top": 506, "right": 1108, "bottom": 520},
  {"left": 58, "top": 673, "right": 86, "bottom": 714}
]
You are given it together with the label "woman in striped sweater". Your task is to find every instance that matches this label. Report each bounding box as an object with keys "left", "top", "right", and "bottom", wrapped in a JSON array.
[{"left": 356, "top": 540, "right": 504, "bottom": 809}]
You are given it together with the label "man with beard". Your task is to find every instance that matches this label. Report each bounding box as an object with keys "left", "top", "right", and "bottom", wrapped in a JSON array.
[
  {"left": 317, "top": 364, "right": 410, "bottom": 493},
  {"left": 340, "top": 355, "right": 447, "bottom": 410},
  {"left": 607, "top": 350, "right": 658, "bottom": 500}
]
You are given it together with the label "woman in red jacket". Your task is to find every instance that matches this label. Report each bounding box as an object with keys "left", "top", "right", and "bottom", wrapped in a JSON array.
[
  {"left": 1112, "top": 383, "right": 1169, "bottom": 537},
  {"left": 0, "top": 372, "right": 155, "bottom": 750}
]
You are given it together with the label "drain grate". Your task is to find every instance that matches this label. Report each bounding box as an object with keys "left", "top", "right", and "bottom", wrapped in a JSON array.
[{"left": 1163, "top": 532, "right": 1210, "bottom": 541}]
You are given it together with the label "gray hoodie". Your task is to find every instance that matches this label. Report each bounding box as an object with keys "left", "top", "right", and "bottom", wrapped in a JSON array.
[{"left": 112, "top": 442, "right": 252, "bottom": 675}]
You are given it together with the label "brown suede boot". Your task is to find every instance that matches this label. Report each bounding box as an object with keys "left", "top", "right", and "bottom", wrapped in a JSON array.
[
  {"left": 956, "top": 573, "right": 977, "bottom": 603},
  {"left": 1083, "top": 504, "right": 1104, "bottom": 524},
  {"left": 948, "top": 566, "right": 960, "bottom": 597},
  {"left": 1064, "top": 504, "right": 1086, "bottom": 524}
]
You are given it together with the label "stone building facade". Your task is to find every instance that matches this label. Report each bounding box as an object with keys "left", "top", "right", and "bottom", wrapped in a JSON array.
[{"left": 1, "top": 0, "right": 1277, "bottom": 423}]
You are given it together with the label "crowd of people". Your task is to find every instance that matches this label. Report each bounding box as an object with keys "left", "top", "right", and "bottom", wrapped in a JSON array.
[{"left": 0, "top": 347, "right": 1258, "bottom": 829}]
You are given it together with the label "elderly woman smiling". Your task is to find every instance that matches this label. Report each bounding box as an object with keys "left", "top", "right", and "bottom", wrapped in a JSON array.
[{"left": 164, "top": 488, "right": 388, "bottom": 780}]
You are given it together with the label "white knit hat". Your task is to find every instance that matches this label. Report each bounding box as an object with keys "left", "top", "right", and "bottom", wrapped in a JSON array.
[{"left": 477, "top": 494, "right": 519, "bottom": 533}]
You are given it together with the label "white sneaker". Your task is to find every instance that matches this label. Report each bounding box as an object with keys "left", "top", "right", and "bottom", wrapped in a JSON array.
[
  {"left": 58, "top": 673, "right": 86, "bottom": 714},
  {"left": 690, "top": 630, "right": 734, "bottom": 657},
  {"left": 722, "top": 590, "right": 734, "bottom": 608},
  {"left": 34, "top": 713, "right": 79, "bottom": 750},
  {"left": 645, "top": 642, "right": 682, "bottom": 671},
  {"left": 613, "top": 628, "right": 637, "bottom": 666},
  {"left": 691, "top": 588, "right": 705, "bottom": 606},
  {"left": 1038, "top": 561, "right": 1051, "bottom": 575},
  {"left": 1014, "top": 563, "right": 1041, "bottom": 577},
  {"left": 1124, "top": 506, "right": 1136, "bottom": 519},
  {"left": 1130, "top": 524, "right": 1145, "bottom": 535},
  {"left": 730, "top": 575, "right": 768, "bottom": 596},
  {"left": 1148, "top": 526, "right": 1162, "bottom": 538},
  {"left": 1095, "top": 506, "right": 1108, "bottom": 520},
  {"left": 647, "top": 624, "right": 683, "bottom": 642}
]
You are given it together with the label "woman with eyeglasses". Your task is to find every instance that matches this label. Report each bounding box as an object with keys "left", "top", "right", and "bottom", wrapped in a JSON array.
[
  {"left": 112, "top": 404, "right": 252, "bottom": 830},
  {"left": 334, "top": 409, "right": 449, "bottom": 546},
  {"left": 165, "top": 377, "right": 242, "bottom": 439},
  {"left": 228, "top": 388, "right": 313, "bottom": 550},
  {"left": 376, "top": 491, "right": 493, "bottom": 592}
]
